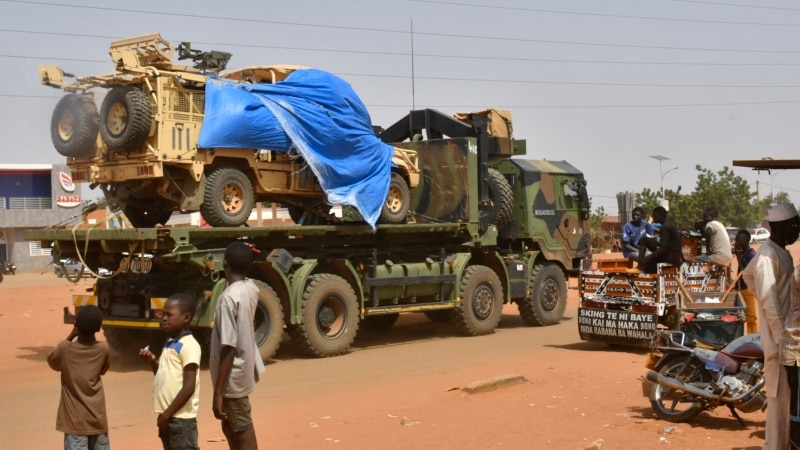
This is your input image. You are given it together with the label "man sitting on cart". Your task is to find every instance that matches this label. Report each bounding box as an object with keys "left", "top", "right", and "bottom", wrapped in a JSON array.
[
  {"left": 694, "top": 207, "right": 733, "bottom": 267},
  {"left": 621, "top": 206, "right": 656, "bottom": 262},
  {"left": 638, "top": 206, "right": 683, "bottom": 274}
]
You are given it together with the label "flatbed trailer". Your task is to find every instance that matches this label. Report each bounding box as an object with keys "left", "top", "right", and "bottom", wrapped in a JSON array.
[{"left": 27, "top": 108, "right": 593, "bottom": 359}]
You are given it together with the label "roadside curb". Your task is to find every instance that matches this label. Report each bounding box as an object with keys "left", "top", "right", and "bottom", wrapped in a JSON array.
[{"left": 461, "top": 373, "right": 526, "bottom": 394}]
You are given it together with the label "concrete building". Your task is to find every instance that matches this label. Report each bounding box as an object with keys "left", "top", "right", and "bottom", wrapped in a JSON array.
[{"left": 0, "top": 164, "right": 84, "bottom": 272}]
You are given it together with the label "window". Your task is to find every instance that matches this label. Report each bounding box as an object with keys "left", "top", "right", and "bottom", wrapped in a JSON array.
[
  {"left": 9, "top": 197, "right": 52, "bottom": 209},
  {"left": 29, "top": 240, "right": 52, "bottom": 256}
]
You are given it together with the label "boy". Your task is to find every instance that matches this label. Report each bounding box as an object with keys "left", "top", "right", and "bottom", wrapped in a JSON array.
[
  {"left": 733, "top": 229, "right": 757, "bottom": 333},
  {"left": 210, "top": 241, "right": 264, "bottom": 450},
  {"left": 47, "top": 304, "right": 111, "bottom": 450},
  {"left": 139, "top": 293, "right": 201, "bottom": 450}
]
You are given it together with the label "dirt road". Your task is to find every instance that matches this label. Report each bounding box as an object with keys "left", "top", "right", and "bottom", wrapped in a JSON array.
[{"left": 0, "top": 262, "right": 769, "bottom": 449}]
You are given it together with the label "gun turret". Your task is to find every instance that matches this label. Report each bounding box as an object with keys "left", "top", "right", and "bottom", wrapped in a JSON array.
[{"left": 177, "top": 42, "right": 232, "bottom": 72}]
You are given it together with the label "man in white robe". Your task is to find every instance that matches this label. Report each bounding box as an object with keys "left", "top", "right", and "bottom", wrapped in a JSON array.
[{"left": 743, "top": 203, "right": 800, "bottom": 450}]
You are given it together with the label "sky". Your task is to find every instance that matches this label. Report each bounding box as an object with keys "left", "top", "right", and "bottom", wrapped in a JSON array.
[{"left": 1, "top": 0, "right": 799, "bottom": 217}]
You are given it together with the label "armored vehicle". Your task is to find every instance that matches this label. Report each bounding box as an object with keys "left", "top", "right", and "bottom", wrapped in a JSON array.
[{"left": 38, "top": 33, "right": 419, "bottom": 227}]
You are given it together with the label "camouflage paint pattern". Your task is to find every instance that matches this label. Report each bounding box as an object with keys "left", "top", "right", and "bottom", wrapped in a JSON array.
[
  {"left": 493, "top": 158, "right": 591, "bottom": 267},
  {"left": 395, "top": 138, "right": 475, "bottom": 224}
]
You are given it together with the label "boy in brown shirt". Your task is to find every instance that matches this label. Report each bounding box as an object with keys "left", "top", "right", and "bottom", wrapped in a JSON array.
[{"left": 47, "top": 305, "right": 111, "bottom": 450}]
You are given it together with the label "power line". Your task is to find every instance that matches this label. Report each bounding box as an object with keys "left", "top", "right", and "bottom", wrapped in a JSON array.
[
  {"left": 7, "top": 50, "right": 800, "bottom": 68},
  {"left": 1, "top": 5, "right": 800, "bottom": 54},
  {"left": 5, "top": 29, "right": 800, "bottom": 64},
  {"left": 4, "top": 93, "right": 799, "bottom": 109},
  {"left": 342, "top": 73, "right": 800, "bottom": 88},
  {"left": 666, "top": 0, "right": 800, "bottom": 12},
  {"left": 409, "top": 0, "right": 800, "bottom": 27}
]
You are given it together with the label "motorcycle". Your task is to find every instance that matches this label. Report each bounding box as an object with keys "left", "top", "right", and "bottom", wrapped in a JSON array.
[
  {"left": 1, "top": 261, "right": 14, "bottom": 275},
  {"left": 644, "top": 330, "right": 766, "bottom": 425}
]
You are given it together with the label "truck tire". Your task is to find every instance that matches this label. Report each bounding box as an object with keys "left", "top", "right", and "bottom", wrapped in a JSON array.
[
  {"left": 201, "top": 167, "right": 255, "bottom": 227},
  {"left": 360, "top": 313, "right": 399, "bottom": 332},
  {"left": 104, "top": 327, "right": 161, "bottom": 354},
  {"left": 423, "top": 309, "right": 453, "bottom": 323},
  {"left": 100, "top": 86, "right": 152, "bottom": 153},
  {"left": 252, "top": 280, "right": 285, "bottom": 362},
  {"left": 288, "top": 204, "right": 330, "bottom": 225},
  {"left": 291, "top": 274, "right": 359, "bottom": 357},
  {"left": 124, "top": 204, "right": 173, "bottom": 228},
  {"left": 379, "top": 172, "right": 411, "bottom": 224},
  {"left": 452, "top": 265, "right": 503, "bottom": 336},
  {"left": 518, "top": 263, "right": 567, "bottom": 326},
  {"left": 485, "top": 168, "right": 513, "bottom": 230},
  {"left": 51, "top": 94, "right": 99, "bottom": 158}
]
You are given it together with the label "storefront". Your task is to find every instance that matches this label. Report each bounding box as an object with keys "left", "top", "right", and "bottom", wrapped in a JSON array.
[{"left": 0, "top": 164, "right": 83, "bottom": 272}]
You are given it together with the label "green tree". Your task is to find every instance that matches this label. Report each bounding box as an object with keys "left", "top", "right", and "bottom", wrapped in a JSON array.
[
  {"left": 634, "top": 164, "right": 764, "bottom": 230},
  {"left": 590, "top": 204, "right": 606, "bottom": 229},
  {"left": 690, "top": 165, "right": 758, "bottom": 229}
]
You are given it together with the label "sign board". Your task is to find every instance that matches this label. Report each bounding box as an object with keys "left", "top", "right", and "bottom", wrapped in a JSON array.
[{"left": 578, "top": 307, "right": 658, "bottom": 347}]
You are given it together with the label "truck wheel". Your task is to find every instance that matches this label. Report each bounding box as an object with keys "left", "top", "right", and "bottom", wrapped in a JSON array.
[
  {"left": 201, "top": 167, "right": 255, "bottom": 227},
  {"left": 99, "top": 86, "right": 152, "bottom": 153},
  {"left": 360, "top": 313, "right": 399, "bottom": 332},
  {"left": 291, "top": 274, "right": 359, "bottom": 357},
  {"left": 124, "top": 204, "right": 172, "bottom": 228},
  {"left": 485, "top": 168, "right": 514, "bottom": 230},
  {"left": 379, "top": 172, "right": 411, "bottom": 224},
  {"left": 518, "top": 263, "right": 566, "bottom": 326},
  {"left": 423, "top": 310, "right": 452, "bottom": 323},
  {"left": 51, "top": 94, "right": 99, "bottom": 158},
  {"left": 103, "top": 327, "right": 134, "bottom": 353},
  {"left": 452, "top": 265, "right": 503, "bottom": 336},
  {"left": 252, "top": 280, "right": 285, "bottom": 362},
  {"left": 288, "top": 204, "right": 330, "bottom": 225}
]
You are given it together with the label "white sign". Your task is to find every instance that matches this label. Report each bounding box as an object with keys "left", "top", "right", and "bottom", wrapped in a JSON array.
[{"left": 59, "top": 172, "right": 75, "bottom": 192}]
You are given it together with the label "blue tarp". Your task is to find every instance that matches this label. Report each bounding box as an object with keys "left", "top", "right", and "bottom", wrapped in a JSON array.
[{"left": 197, "top": 68, "right": 394, "bottom": 228}]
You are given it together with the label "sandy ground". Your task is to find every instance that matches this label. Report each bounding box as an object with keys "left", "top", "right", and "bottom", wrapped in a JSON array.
[{"left": 1, "top": 244, "right": 787, "bottom": 450}]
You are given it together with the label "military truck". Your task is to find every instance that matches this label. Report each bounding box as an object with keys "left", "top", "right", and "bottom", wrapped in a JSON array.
[
  {"left": 38, "top": 33, "right": 419, "bottom": 227},
  {"left": 26, "top": 108, "right": 592, "bottom": 360}
]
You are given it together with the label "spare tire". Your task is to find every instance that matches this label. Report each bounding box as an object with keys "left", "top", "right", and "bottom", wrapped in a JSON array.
[
  {"left": 50, "top": 94, "right": 100, "bottom": 158},
  {"left": 485, "top": 168, "right": 514, "bottom": 230},
  {"left": 100, "top": 86, "right": 152, "bottom": 153}
]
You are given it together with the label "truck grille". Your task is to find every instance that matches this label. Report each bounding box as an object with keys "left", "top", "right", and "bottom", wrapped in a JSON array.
[{"left": 163, "top": 88, "right": 204, "bottom": 123}]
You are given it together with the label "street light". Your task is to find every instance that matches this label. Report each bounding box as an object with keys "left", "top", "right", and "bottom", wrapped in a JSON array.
[{"left": 650, "top": 155, "right": 679, "bottom": 206}]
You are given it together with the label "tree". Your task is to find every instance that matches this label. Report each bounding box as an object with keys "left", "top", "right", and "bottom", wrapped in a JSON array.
[
  {"left": 590, "top": 204, "right": 605, "bottom": 229},
  {"left": 690, "top": 165, "right": 758, "bottom": 229},
  {"left": 635, "top": 164, "right": 764, "bottom": 230}
]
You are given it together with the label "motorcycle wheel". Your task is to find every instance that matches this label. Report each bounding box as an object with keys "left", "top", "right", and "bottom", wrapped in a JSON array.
[{"left": 650, "top": 357, "right": 711, "bottom": 422}]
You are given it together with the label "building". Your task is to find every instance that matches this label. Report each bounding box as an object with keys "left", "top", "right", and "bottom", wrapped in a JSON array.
[{"left": 0, "top": 164, "right": 84, "bottom": 272}]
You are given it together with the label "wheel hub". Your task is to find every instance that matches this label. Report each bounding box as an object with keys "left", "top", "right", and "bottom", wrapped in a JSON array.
[
  {"left": 59, "top": 111, "right": 75, "bottom": 141},
  {"left": 221, "top": 183, "right": 243, "bottom": 213},
  {"left": 317, "top": 297, "right": 345, "bottom": 338},
  {"left": 540, "top": 280, "right": 559, "bottom": 312},
  {"left": 107, "top": 102, "right": 128, "bottom": 136},
  {"left": 385, "top": 187, "right": 402, "bottom": 212},
  {"left": 472, "top": 285, "right": 495, "bottom": 320}
]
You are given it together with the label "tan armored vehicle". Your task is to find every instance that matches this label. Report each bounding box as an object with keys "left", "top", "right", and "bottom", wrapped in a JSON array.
[{"left": 38, "top": 33, "right": 419, "bottom": 227}]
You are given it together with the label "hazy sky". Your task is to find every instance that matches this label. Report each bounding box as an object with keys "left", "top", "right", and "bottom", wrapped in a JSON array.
[{"left": 1, "top": 0, "right": 799, "bottom": 217}]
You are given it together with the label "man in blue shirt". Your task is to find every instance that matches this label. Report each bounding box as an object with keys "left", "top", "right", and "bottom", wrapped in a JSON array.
[{"left": 621, "top": 206, "right": 656, "bottom": 261}]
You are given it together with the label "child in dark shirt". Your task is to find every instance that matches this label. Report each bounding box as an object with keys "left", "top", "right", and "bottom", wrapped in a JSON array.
[{"left": 47, "top": 304, "right": 111, "bottom": 450}]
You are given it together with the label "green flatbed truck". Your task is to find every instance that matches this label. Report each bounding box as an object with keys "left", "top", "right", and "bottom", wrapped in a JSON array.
[{"left": 26, "top": 108, "right": 592, "bottom": 359}]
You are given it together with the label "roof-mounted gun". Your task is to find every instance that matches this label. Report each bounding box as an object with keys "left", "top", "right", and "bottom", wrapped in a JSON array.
[{"left": 177, "top": 42, "right": 232, "bottom": 73}]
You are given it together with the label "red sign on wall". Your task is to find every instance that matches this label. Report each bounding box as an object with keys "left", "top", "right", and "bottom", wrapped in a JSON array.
[{"left": 56, "top": 195, "right": 81, "bottom": 208}]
